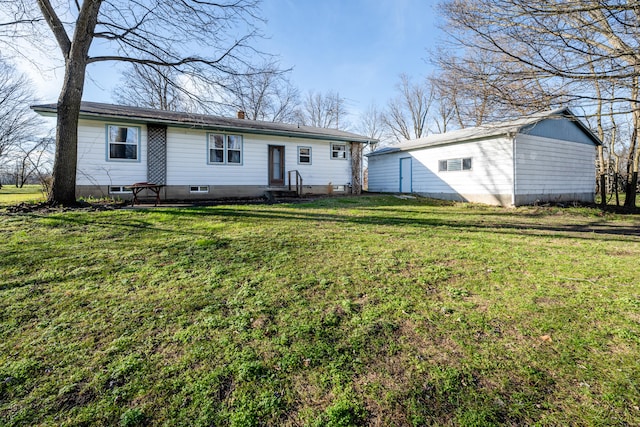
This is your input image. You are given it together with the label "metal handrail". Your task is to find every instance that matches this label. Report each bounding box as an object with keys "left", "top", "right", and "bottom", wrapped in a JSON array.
[{"left": 288, "top": 170, "right": 303, "bottom": 196}]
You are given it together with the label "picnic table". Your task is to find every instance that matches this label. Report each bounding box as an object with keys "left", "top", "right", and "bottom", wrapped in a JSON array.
[{"left": 126, "top": 182, "right": 164, "bottom": 206}]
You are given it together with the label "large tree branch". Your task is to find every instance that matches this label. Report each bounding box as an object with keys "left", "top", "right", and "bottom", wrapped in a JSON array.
[{"left": 36, "top": 0, "right": 71, "bottom": 57}]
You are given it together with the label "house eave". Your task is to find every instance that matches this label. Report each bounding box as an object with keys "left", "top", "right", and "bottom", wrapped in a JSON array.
[{"left": 31, "top": 103, "right": 375, "bottom": 144}]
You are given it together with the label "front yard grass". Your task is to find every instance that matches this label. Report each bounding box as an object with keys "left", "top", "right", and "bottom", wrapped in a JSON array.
[
  {"left": 1, "top": 195, "right": 640, "bottom": 426},
  {"left": 0, "top": 185, "right": 46, "bottom": 206}
]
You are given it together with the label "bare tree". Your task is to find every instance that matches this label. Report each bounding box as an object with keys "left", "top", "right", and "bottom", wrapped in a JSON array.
[
  {"left": 438, "top": 0, "right": 640, "bottom": 206},
  {"left": 296, "top": 91, "right": 350, "bottom": 129},
  {"left": 12, "top": 136, "right": 53, "bottom": 188},
  {"left": 428, "top": 77, "right": 456, "bottom": 134},
  {"left": 0, "top": 59, "right": 43, "bottom": 189},
  {"left": 356, "top": 103, "right": 387, "bottom": 190},
  {"left": 0, "top": 0, "right": 265, "bottom": 204},
  {"left": 384, "top": 74, "right": 434, "bottom": 143},
  {"left": 220, "top": 62, "right": 300, "bottom": 122},
  {"left": 431, "top": 48, "right": 565, "bottom": 129},
  {"left": 356, "top": 103, "right": 388, "bottom": 151},
  {"left": 113, "top": 64, "right": 188, "bottom": 111}
]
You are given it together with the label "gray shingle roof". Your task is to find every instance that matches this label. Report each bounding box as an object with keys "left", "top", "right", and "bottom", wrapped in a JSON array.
[
  {"left": 32, "top": 101, "right": 376, "bottom": 144},
  {"left": 368, "top": 107, "right": 600, "bottom": 156}
]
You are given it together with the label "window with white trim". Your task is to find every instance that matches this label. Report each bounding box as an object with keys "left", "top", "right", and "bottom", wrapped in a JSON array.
[
  {"left": 107, "top": 125, "right": 140, "bottom": 161},
  {"left": 109, "top": 186, "right": 132, "bottom": 194},
  {"left": 208, "top": 133, "right": 243, "bottom": 164},
  {"left": 298, "top": 146, "right": 311, "bottom": 164},
  {"left": 331, "top": 143, "right": 347, "bottom": 159},
  {"left": 439, "top": 157, "right": 472, "bottom": 172},
  {"left": 190, "top": 186, "right": 209, "bottom": 193}
]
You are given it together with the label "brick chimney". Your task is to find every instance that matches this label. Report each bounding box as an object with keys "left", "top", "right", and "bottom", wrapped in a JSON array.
[{"left": 237, "top": 110, "right": 245, "bottom": 119}]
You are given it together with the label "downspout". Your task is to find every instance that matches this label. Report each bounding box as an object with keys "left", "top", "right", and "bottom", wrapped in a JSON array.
[{"left": 511, "top": 132, "right": 517, "bottom": 206}]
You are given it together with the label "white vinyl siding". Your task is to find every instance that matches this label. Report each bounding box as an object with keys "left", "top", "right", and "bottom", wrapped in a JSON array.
[
  {"left": 167, "top": 128, "right": 260, "bottom": 185},
  {"left": 369, "top": 137, "right": 513, "bottom": 201},
  {"left": 76, "top": 119, "right": 148, "bottom": 186},
  {"left": 515, "top": 134, "right": 596, "bottom": 196},
  {"left": 76, "top": 119, "right": 353, "bottom": 190},
  {"left": 367, "top": 154, "right": 400, "bottom": 192},
  {"left": 166, "top": 129, "right": 351, "bottom": 186},
  {"left": 368, "top": 129, "right": 597, "bottom": 206}
]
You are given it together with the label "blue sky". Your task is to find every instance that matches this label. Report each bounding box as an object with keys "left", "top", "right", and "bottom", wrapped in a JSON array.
[
  {"left": 25, "top": 0, "right": 441, "bottom": 119},
  {"left": 255, "top": 0, "right": 440, "bottom": 113}
]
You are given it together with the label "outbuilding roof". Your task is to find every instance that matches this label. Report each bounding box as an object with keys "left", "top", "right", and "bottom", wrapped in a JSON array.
[
  {"left": 31, "top": 101, "right": 376, "bottom": 144},
  {"left": 368, "top": 107, "right": 601, "bottom": 157}
]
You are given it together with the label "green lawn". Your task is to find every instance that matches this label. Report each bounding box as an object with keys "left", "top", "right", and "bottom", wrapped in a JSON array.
[
  {"left": 0, "top": 185, "right": 46, "bottom": 206},
  {"left": 2, "top": 195, "right": 640, "bottom": 426}
]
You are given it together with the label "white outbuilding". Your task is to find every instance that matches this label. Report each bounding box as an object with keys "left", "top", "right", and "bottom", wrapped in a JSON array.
[{"left": 367, "top": 108, "right": 601, "bottom": 206}]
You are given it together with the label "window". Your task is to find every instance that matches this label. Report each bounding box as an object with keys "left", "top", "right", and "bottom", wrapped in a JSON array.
[
  {"left": 333, "top": 185, "right": 345, "bottom": 192},
  {"left": 107, "top": 125, "right": 140, "bottom": 161},
  {"left": 209, "top": 134, "right": 224, "bottom": 163},
  {"left": 190, "top": 186, "right": 209, "bottom": 193},
  {"left": 109, "top": 186, "right": 132, "bottom": 194},
  {"left": 227, "top": 135, "right": 242, "bottom": 164},
  {"left": 298, "top": 146, "right": 311, "bottom": 164},
  {"left": 331, "top": 143, "right": 347, "bottom": 159},
  {"left": 208, "top": 133, "right": 242, "bottom": 164},
  {"left": 439, "top": 157, "right": 472, "bottom": 172}
]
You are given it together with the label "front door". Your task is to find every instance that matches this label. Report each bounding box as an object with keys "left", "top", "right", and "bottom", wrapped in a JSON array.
[
  {"left": 268, "top": 145, "right": 285, "bottom": 186},
  {"left": 400, "top": 157, "right": 412, "bottom": 193}
]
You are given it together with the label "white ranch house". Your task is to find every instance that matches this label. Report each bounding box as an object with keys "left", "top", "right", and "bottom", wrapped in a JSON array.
[
  {"left": 367, "top": 108, "right": 601, "bottom": 206},
  {"left": 32, "top": 102, "right": 375, "bottom": 201}
]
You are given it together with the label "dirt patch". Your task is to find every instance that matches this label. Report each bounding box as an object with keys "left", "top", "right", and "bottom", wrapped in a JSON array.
[
  {"left": 55, "top": 381, "right": 97, "bottom": 410},
  {"left": 3, "top": 200, "right": 127, "bottom": 214}
]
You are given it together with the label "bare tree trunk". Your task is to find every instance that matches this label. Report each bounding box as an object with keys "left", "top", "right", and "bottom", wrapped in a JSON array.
[
  {"left": 43, "top": 0, "right": 100, "bottom": 205},
  {"left": 624, "top": 128, "right": 639, "bottom": 208},
  {"left": 49, "top": 72, "right": 84, "bottom": 204},
  {"left": 614, "top": 156, "right": 620, "bottom": 206},
  {"left": 592, "top": 75, "right": 607, "bottom": 207},
  {"left": 350, "top": 142, "right": 363, "bottom": 195},
  {"left": 624, "top": 76, "right": 640, "bottom": 208}
]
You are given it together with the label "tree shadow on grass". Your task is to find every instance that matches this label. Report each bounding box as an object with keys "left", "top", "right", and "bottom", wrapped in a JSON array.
[
  {"left": 148, "top": 203, "right": 640, "bottom": 242},
  {"left": 11, "top": 195, "right": 640, "bottom": 246}
]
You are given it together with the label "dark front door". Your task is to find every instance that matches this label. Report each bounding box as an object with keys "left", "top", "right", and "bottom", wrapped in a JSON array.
[{"left": 268, "top": 145, "right": 285, "bottom": 186}]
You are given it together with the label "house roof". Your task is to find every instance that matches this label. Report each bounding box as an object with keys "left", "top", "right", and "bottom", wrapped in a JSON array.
[
  {"left": 31, "top": 101, "right": 376, "bottom": 144},
  {"left": 368, "top": 107, "right": 601, "bottom": 157}
]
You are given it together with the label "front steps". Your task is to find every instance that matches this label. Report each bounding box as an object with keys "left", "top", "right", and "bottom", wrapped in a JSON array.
[{"left": 264, "top": 189, "right": 299, "bottom": 203}]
